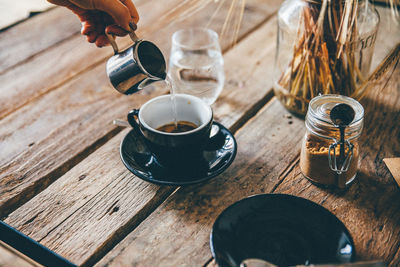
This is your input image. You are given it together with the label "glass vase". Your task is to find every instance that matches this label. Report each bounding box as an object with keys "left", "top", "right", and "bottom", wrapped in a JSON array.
[{"left": 274, "top": 0, "right": 380, "bottom": 116}]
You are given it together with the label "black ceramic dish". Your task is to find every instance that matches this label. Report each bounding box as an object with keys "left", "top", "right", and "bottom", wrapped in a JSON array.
[
  {"left": 120, "top": 122, "right": 237, "bottom": 186},
  {"left": 210, "top": 194, "right": 355, "bottom": 267}
]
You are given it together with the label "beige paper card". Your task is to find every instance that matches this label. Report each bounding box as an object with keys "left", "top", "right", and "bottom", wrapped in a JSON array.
[{"left": 383, "top": 158, "right": 400, "bottom": 187}]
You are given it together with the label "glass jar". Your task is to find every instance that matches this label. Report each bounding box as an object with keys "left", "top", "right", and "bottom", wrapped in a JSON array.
[
  {"left": 300, "top": 95, "right": 364, "bottom": 188},
  {"left": 274, "top": 0, "right": 379, "bottom": 116}
]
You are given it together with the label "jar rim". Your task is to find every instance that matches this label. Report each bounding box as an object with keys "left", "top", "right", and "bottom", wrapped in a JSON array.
[
  {"left": 305, "top": 94, "right": 364, "bottom": 141},
  {"left": 308, "top": 94, "right": 364, "bottom": 126}
]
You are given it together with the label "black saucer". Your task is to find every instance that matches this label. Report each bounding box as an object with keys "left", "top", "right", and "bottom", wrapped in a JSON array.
[
  {"left": 210, "top": 194, "right": 355, "bottom": 267},
  {"left": 120, "top": 122, "right": 237, "bottom": 186}
]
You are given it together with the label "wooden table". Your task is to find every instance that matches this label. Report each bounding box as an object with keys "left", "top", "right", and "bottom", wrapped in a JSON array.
[{"left": 1, "top": 1, "right": 399, "bottom": 266}]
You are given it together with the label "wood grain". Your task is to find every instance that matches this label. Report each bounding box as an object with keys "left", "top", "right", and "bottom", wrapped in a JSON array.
[
  {"left": 0, "top": 63, "right": 147, "bottom": 218},
  {"left": 2, "top": 2, "right": 398, "bottom": 267},
  {"left": 0, "top": 241, "right": 41, "bottom": 267},
  {"left": 0, "top": 0, "right": 148, "bottom": 75},
  {"left": 0, "top": 0, "right": 278, "bottom": 120},
  {"left": 0, "top": 0, "right": 282, "bottom": 218},
  {"left": 0, "top": 0, "right": 170, "bottom": 120},
  {"left": 274, "top": 67, "right": 400, "bottom": 266},
  {"left": 7, "top": 129, "right": 176, "bottom": 266},
  {"left": 0, "top": 7, "right": 80, "bottom": 74},
  {"left": 95, "top": 7, "right": 400, "bottom": 266},
  {"left": 4, "top": 14, "right": 281, "bottom": 266},
  {"left": 94, "top": 98, "right": 303, "bottom": 267}
]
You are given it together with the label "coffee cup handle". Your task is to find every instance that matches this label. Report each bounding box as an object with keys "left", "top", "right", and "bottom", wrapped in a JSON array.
[
  {"left": 127, "top": 109, "right": 141, "bottom": 134},
  {"left": 204, "top": 124, "right": 224, "bottom": 151}
]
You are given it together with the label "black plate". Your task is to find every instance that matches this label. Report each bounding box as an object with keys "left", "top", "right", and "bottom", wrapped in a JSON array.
[
  {"left": 210, "top": 194, "right": 355, "bottom": 267},
  {"left": 120, "top": 122, "right": 237, "bottom": 186}
]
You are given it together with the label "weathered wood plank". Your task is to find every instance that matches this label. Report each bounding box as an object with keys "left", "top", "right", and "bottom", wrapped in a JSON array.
[
  {"left": 96, "top": 7, "right": 400, "bottom": 266},
  {"left": 0, "top": 64, "right": 143, "bottom": 218},
  {"left": 0, "top": 0, "right": 172, "bottom": 120},
  {"left": 1, "top": 4, "right": 392, "bottom": 121},
  {"left": 274, "top": 67, "right": 400, "bottom": 266},
  {"left": 0, "top": 7, "right": 80, "bottom": 74},
  {"left": 94, "top": 98, "right": 303, "bottom": 266},
  {"left": 0, "top": 0, "right": 281, "bottom": 217},
  {"left": 8, "top": 128, "right": 176, "bottom": 266},
  {"left": 4, "top": 14, "right": 281, "bottom": 266},
  {"left": 0, "top": 241, "right": 41, "bottom": 267},
  {"left": 0, "top": 0, "right": 149, "bottom": 75},
  {"left": 0, "top": 0, "right": 277, "bottom": 120}
]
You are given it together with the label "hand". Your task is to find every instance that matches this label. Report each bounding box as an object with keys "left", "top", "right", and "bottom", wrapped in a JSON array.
[{"left": 48, "top": 0, "right": 139, "bottom": 47}]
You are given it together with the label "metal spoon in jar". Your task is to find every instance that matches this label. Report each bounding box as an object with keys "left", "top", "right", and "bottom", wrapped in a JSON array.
[{"left": 329, "top": 103, "right": 355, "bottom": 188}]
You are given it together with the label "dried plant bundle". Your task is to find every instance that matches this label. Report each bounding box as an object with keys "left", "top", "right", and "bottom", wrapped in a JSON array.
[
  {"left": 152, "top": 0, "right": 398, "bottom": 114},
  {"left": 276, "top": 0, "right": 399, "bottom": 115}
]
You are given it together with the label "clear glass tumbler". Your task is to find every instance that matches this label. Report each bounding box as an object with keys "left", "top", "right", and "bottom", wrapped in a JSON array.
[{"left": 168, "top": 28, "right": 225, "bottom": 105}]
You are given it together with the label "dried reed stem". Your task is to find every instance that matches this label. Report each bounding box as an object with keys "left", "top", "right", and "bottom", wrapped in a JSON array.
[{"left": 276, "top": 0, "right": 380, "bottom": 115}]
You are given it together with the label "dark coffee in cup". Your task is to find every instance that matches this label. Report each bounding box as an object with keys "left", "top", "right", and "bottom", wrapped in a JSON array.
[
  {"left": 157, "top": 121, "right": 198, "bottom": 133},
  {"left": 127, "top": 94, "right": 213, "bottom": 167}
]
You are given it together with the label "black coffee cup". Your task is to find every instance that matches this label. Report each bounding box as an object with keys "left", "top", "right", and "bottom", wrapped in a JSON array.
[{"left": 127, "top": 94, "right": 213, "bottom": 166}]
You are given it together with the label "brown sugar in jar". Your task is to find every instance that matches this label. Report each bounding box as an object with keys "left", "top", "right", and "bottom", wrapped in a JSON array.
[
  {"left": 300, "top": 95, "right": 364, "bottom": 188},
  {"left": 300, "top": 134, "right": 359, "bottom": 186}
]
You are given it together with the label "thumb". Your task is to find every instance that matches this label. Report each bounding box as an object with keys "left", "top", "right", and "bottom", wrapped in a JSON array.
[{"left": 94, "top": 0, "right": 132, "bottom": 30}]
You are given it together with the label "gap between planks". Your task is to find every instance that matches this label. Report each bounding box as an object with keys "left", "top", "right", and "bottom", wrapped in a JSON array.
[
  {"left": 82, "top": 186, "right": 178, "bottom": 267},
  {"left": 272, "top": 69, "right": 400, "bottom": 265},
  {"left": 0, "top": 3, "right": 281, "bottom": 218},
  {"left": 5, "top": 12, "right": 283, "bottom": 266},
  {"left": 80, "top": 93, "right": 278, "bottom": 266},
  {"left": 83, "top": 14, "right": 281, "bottom": 264},
  {"left": 0, "top": 7, "right": 80, "bottom": 75},
  {"left": 0, "top": 1, "right": 278, "bottom": 120},
  {"left": 0, "top": 37, "right": 100, "bottom": 120},
  {"left": 0, "top": 126, "right": 122, "bottom": 219},
  {"left": 0, "top": 0, "right": 148, "bottom": 75},
  {"left": 94, "top": 100, "right": 304, "bottom": 266}
]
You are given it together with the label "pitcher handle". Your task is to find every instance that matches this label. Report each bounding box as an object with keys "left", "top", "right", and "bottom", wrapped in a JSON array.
[
  {"left": 128, "top": 22, "right": 140, "bottom": 42},
  {"left": 105, "top": 32, "right": 119, "bottom": 55},
  {"left": 105, "top": 22, "right": 140, "bottom": 55}
]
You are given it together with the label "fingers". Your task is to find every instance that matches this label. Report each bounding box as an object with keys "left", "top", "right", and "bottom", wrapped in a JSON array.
[
  {"left": 94, "top": 0, "right": 132, "bottom": 31},
  {"left": 79, "top": 11, "right": 127, "bottom": 47},
  {"left": 95, "top": 35, "right": 109, "bottom": 47},
  {"left": 120, "top": 0, "right": 139, "bottom": 24},
  {"left": 86, "top": 31, "right": 98, "bottom": 43},
  {"left": 56, "top": 0, "right": 139, "bottom": 48},
  {"left": 81, "top": 20, "right": 96, "bottom": 35},
  {"left": 105, "top": 25, "right": 128, "bottom": 36}
]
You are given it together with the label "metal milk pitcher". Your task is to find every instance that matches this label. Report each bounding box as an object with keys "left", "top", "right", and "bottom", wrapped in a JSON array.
[{"left": 106, "top": 23, "right": 166, "bottom": 95}]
